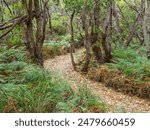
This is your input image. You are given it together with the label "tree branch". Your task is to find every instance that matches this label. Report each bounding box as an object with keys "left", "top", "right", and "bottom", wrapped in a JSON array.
[{"left": 0, "top": 15, "right": 28, "bottom": 39}]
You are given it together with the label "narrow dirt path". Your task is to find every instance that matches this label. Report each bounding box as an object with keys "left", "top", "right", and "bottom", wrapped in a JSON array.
[{"left": 44, "top": 50, "right": 150, "bottom": 112}]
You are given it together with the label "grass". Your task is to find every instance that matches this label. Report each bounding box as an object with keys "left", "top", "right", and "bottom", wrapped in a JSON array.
[
  {"left": 0, "top": 46, "right": 106, "bottom": 113},
  {"left": 43, "top": 35, "right": 70, "bottom": 59},
  {"left": 0, "top": 47, "right": 27, "bottom": 63},
  {"left": 109, "top": 47, "right": 150, "bottom": 81},
  {"left": 42, "top": 45, "right": 66, "bottom": 59},
  {"left": 44, "top": 34, "right": 79, "bottom": 48},
  {"left": 43, "top": 34, "right": 81, "bottom": 59}
]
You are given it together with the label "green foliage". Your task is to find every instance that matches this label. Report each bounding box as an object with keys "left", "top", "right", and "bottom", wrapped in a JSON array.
[
  {"left": 0, "top": 47, "right": 27, "bottom": 63},
  {"left": 0, "top": 46, "right": 106, "bottom": 112},
  {"left": 43, "top": 34, "right": 81, "bottom": 59},
  {"left": 63, "top": 0, "right": 93, "bottom": 12},
  {"left": 43, "top": 42, "right": 66, "bottom": 59},
  {"left": 9, "top": 26, "right": 22, "bottom": 46},
  {"left": 44, "top": 40, "right": 67, "bottom": 47},
  {"left": 56, "top": 87, "right": 106, "bottom": 112},
  {"left": 109, "top": 48, "right": 150, "bottom": 80},
  {"left": 63, "top": 0, "right": 84, "bottom": 12},
  {"left": 1, "top": 1, "right": 22, "bottom": 47},
  {"left": 59, "top": 34, "right": 80, "bottom": 48},
  {"left": 51, "top": 13, "right": 68, "bottom": 35},
  {"left": 117, "top": 1, "right": 137, "bottom": 40},
  {"left": 59, "top": 34, "right": 71, "bottom": 48},
  {"left": 0, "top": 61, "right": 26, "bottom": 72},
  {"left": 112, "top": 48, "right": 138, "bottom": 61},
  {"left": 43, "top": 39, "right": 67, "bottom": 59},
  {"left": 44, "top": 34, "right": 80, "bottom": 49}
]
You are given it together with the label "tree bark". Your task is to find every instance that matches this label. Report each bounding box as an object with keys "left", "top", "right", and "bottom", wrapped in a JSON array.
[
  {"left": 91, "top": 0, "right": 104, "bottom": 63},
  {"left": 142, "top": 0, "right": 150, "bottom": 59},
  {"left": 34, "top": 0, "right": 45, "bottom": 66},
  {"left": 70, "top": 10, "right": 76, "bottom": 70},
  {"left": 112, "top": 0, "right": 123, "bottom": 48},
  {"left": 81, "top": 0, "right": 91, "bottom": 72},
  {"left": 22, "top": 0, "right": 48, "bottom": 66},
  {"left": 102, "top": 2, "right": 113, "bottom": 62},
  {"left": 22, "top": 0, "right": 35, "bottom": 59}
]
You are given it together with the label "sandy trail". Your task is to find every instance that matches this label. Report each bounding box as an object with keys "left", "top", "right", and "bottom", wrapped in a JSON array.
[{"left": 44, "top": 50, "right": 150, "bottom": 112}]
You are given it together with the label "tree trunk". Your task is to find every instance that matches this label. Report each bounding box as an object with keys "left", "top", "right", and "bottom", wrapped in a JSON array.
[
  {"left": 142, "top": 0, "right": 150, "bottom": 59},
  {"left": 22, "top": 0, "right": 48, "bottom": 66},
  {"left": 113, "top": 0, "right": 123, "bottom": 48},
  {"left": 70, "top": 10, "right": 76, "bottom": 70},
  {"left": 49, "top": 14, "right": 52, "bottom": 35},
  {"left": 102, "top": 2, "right": 112, "bottom": 62},
  {"left": 81, "top": 0, "right": 91, "bottom": 72},
  {"left": 34, "top": 0, "right": 45, "bottom": 66},
  {"left": 22, "top": 0, "right": 35, "bottom": 59},
  {"left": 101, "top": 33, "right": 112, "bottom": 62},
  {"left": 125, "top": 12, "right": 141, "bottom": 47},
  {"left": 91, "top": 0, "right": 104, "bottom": 63}
]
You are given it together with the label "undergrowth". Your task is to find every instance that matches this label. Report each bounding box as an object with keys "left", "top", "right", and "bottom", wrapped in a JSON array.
[
  {"left": 43, "top": 34, "right": 81, "bottom": 59},
  {"left": 0, "top": 46, "right": 106, "bottom": 112},
  {"left": 110, "top": 47, "right": 150, "bottom": 81}
]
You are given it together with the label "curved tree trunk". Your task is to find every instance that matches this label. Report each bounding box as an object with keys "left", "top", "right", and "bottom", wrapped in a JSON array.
[{"left": 22, "top": 0, "right": 48, "bottom": 66}]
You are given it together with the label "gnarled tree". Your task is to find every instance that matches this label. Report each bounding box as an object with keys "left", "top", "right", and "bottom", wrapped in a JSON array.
[{"left": 22, "top": 0, "right": 49, "bottom": 66}]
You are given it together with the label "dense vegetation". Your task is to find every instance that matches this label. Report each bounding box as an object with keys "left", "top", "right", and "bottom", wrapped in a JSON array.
[
  {"left": 0, "top": 46, "right": 106, "bottom": 112},
  {"left": 0, "top": 0, "right": 150, "bottom": 112}
]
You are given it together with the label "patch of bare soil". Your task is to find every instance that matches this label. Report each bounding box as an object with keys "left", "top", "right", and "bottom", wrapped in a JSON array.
[{"left": 44, "top": 50, "right": 150, "bottom": 112}]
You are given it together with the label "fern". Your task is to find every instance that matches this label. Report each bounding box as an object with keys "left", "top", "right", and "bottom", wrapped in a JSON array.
[{"left": 110, "top": 47, "right": 150, "bottom": 80}]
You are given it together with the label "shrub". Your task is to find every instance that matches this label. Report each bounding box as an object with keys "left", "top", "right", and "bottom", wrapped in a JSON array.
[
  {"left": 56, "top": 87, "right": 106, "bottom": 112},
  {"left": 0, "top": 45, "right": 106, "bottom": 113},
  {"left": 0, "top": 47, "right": 27, "bottom": 63},
  {"left": 110, "top": 48, "right": 150, "bottom": 80},
  {"left": 43, "top": 34, "right": 81, "bottom": 58},
  {"left": 43, "top": 44, "right": 66, "bottom": 59},
  {"left": 0, "top": 65, "right": 106, "bottom": 112},
  {"left": 51, "top": 13, "right": 68, "bottom": 35}
]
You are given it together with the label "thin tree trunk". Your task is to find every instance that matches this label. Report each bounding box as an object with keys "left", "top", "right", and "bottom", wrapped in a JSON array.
[
  {"left": 49, "top": 14, "right": 52, "bottom": 35},
  {"left": 70, "top": 10, "right": 76, "bottom": 70},
  {"left": 143, "top": 0, "right": 150, "bottom": 59},
  {"left": 125, "top": 12, "right": 141, "bottom": 47},
  {"left": 34, "top": 0, "right": 45, "bottom": 66},
  {"left": 146, "top": 0, "right": 150, "bottom": 59},
  {"left": 113, "top": 0, "right": 123, "bottom": 48},
  {"left": 22, "top": 0, "right": 35, "bottom": 59}
]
